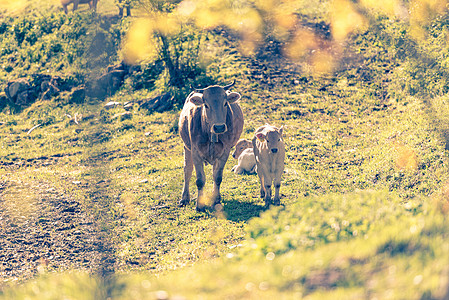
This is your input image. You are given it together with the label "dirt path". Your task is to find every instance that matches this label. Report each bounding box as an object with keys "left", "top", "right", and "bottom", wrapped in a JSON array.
[{"left": 0, "top": 163, "right": 115, "bottom": 290}]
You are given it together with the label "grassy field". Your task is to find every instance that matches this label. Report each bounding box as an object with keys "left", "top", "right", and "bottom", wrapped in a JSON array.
[{"left": 1, "top": 0, "right": 449, "bottom": 299}]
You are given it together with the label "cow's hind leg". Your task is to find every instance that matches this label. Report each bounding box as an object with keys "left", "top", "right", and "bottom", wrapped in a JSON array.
[{"left": 179, "top": 147, "right": 193, "bottom": 207}]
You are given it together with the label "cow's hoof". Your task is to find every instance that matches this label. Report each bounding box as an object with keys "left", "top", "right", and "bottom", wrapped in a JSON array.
[
  {"left": 264, "top": 199, "right": 272, "bottom": 208},
  {"left": 178, "top": 199, "right": 189, "bottom": 207},
  {"left": 273, "top": 199, "right": 281, "bottom": 206},
  {"left": 196, "top": 205, "right": 206, "bottom": 212},
  {"left": 213, "top": 196, "right": 222, "bottom": 206}
]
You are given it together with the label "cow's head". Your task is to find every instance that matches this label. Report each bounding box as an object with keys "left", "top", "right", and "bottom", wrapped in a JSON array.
[
  {"left": 189, "top": 81, "right": 241, "bottom": 134},
  {"left": 256, "top": 126, "right": 284, "bottom": 154}
]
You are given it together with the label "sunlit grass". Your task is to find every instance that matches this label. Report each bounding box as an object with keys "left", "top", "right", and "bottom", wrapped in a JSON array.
[{"left": 2, "top": 0, "right": 449, "bottom": 299}]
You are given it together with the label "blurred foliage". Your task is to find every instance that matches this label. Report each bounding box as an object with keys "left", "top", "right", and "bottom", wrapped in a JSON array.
[
  {"left": 2, "top": 0, "right": 449, "bottom": 299},
  {"left": 123, "top": 0, "right": 449, "bottom": 77},
  {"left": 0, "top": 9, "right": 124, "bottom": 87}
]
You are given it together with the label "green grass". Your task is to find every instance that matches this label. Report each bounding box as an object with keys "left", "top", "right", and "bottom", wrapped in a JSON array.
[{"left": 2, "top": 1, "right": 449, "bottom": 299}]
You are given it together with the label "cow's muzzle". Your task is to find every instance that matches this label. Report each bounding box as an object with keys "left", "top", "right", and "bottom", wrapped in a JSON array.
[
  {"left": 271, "top": 148, "right": 278, "bottom": 154},
  {"left": 212, "top": 124, "right": 227, "bottom": 134}
]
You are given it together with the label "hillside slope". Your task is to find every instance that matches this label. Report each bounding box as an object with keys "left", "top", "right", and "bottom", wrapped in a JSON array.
[{"left": 1, "top": 1, "right": 449, "bottom": 299}]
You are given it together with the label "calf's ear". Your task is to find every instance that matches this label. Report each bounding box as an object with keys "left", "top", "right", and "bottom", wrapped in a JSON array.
[
  {"left": 279, "top": 125, "right": 284, "bottom": 136},
  {"left": 256, "top": 132, "right": 266, "bottom": 141},
  {"left": 227, "top": 92, "right": 241, "bottom": 103},
  {"left": 189, "top": 93, "right": 204, "bottom": 106}
]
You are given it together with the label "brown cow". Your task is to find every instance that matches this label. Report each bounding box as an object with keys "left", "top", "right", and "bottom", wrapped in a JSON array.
[
  {"left": 61, "top": 0, "right": 98, "bottom": 14},
  {"left": 252, "top": 124, "right": 285, "bottom": 206},
  {"left": 179, "top": 81, "right": 244, "bottom": 211}
]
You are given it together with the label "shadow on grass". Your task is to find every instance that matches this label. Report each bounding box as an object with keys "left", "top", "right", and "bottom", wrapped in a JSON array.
[{"left": 223, "top": 199, "right": 268, "bottom": 222}]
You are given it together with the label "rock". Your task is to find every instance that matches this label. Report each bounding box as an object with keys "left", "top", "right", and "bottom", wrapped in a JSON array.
[
  {"left": 140, "top": 93, "right": 173, "bottom": 113},
  {"left": 69, "top": 86, "right": 86, "bottom": 104},
  {"left": 87, "top": 61, "right": 130, "bottom": 99},
  {"left": 0, "top": 92, "right": 7, "bottom": 110},
  {"left": 104, "top": 101, "right": 121, "bottom": 109},
  {"left": 6, "top": 78, "right": 30, "bottom": 100},
  {"left": 40, "top": 77, "right": 61, "bottom": 100},
  {"left": 112, "top": 111, "right": 132, "bottom": 121},
  {"left": 4, "top": 75, "right": 66, "bottom": 109},
  {"left": 98, "top": 70, "right": 127, "bottom": 95},
  {"left": 106, "top": 60, "right": 130, "bottom": 73},
  {"left": 5, "top": 79, "right": 36, "bottom": 107},
  {"left": 16, "top": 90, "right": 34, "bottom": 107},
  {"left": 123, "top": 102, "right": 134, "bottom": 111}
]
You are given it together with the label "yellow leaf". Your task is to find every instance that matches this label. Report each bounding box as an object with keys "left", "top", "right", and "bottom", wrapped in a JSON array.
[
  {"left": 311, "top": 50, "right": 336, "bottom": 74},
  {"left": 284, "top": 28, "right": 317, "bottom": 60},
  {"left": 360, "top": 0, "right": 402, "bottom": 16},
  {"left": 331, "top": 0, "right": 366, "bottom": 41},
  {"left": 394, "top": 143, "right": 418, "bottom": 171},
  {"left": 122, "top": 18, "right": 156, "bottom": 65}
]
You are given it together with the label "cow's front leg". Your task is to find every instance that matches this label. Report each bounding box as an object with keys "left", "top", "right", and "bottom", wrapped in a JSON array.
[
  {"left": 193, "top": 152, "right": 206, "bottom": 211},
  {"left": 212, "top": 154, "right": 228, "bottom": 206},
  {"left": 179, "top": 147, "right": 193, "bottom": 207},
  {"left": 273, "top": 177, "right": 281, "bottom": 205}
]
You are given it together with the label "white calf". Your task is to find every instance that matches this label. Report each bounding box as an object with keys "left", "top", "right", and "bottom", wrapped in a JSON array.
[
  {"left": 252, "top": 125, "right": 285, "bottom": 206},
  {"left": 231, "top": 139, "right": 256, "bottom": 174}
]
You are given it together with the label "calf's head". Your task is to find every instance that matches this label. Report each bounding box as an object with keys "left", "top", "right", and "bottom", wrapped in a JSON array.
[
  {"left": 189, "top": 81, "right": 241, "bottom": 134},
  {"left": 256, "top": 126, "right": 284, "bottom": 154},
  {"left": 232, "top": 139, "right": 252, "bottom": 159}
]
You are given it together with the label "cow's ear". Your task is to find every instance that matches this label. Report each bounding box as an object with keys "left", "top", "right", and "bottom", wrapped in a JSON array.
[
  {"left": 256, "top": 132, "right": 266, "bottom": 141},
  {"left": 227, "top": 92, "right": 241, "bottom": 103},
  {"left": 189, "top": 93, "right": 204, "bottom": 106}
]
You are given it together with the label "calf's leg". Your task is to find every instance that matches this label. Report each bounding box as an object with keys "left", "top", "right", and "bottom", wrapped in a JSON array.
[
  {"left": 179, "top": 147, "right": 193, "bottom": 207},
  {"left": 273, "top": 178, "right": 281, "bottom": 205},
  {"left": 264, "top": 182, "right": 272, "bottom": 206},
  {"left": 257, "top": 170, "right": 265, "bottom": 198}
]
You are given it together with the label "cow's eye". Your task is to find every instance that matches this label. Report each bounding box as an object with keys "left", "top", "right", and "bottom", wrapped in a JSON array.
[{"left": 204, "top": 103, "right": 209, "bottom": 109}]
